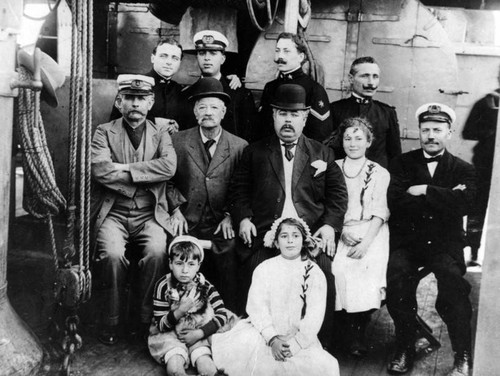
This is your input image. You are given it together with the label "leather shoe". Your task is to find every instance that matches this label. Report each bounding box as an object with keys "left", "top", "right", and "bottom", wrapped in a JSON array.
[
  {"left": 387, "top": 346, "right": 415, "bottom": 374},
  {"left": 98, "top": 325, "right": 118, "bottom": 345},
  {"left": 446, "top": 351, "right": 472, "bottom": 376}
]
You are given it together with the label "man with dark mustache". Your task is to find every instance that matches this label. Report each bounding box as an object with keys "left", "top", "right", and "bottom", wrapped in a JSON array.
[
  {"left": 166, "top": 77, "right": 248, "bottom": 312},
  {"left": 328, "top": 56, "right": 401, "bottom": 168},
  {"left": 386, "top": 103, "right": 476, "bottom": 376},
  {"left": 91, "top": 74, "right": 177, "bottom": 345},
  {"left": 229, "top": 83, "right": 347, "bottom": 344},
  {"left": 256, "top": 32, "right": 333, "bottom": 142}
]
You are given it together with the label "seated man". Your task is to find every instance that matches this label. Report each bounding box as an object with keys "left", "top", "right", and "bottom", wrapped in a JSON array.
[
  {"left": 386, "top": 103, "right": 476, "bottom": 376},
  {"left": 91, "top": 74, "right": 177, "bottom": 344}
]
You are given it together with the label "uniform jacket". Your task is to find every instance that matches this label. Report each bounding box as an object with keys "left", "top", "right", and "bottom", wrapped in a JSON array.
[
  {"left": 90, "top": 118, "right": 177, "bottom": 240},
  {"left": 109, "top": 69, "right": 184, "bottom": 123},
  {"left": 388, "top": 149, "right": 476, "bottom": 258},
  {"left": 257, "top": 68, "right": 332, "bottom": 142},
  {"left": 330, "top": 95, "right": 401, "bottom": 168},
  {"left": 180, "top": 76, "right": 256, "bottom": 141},
  {"left": 229, "top": 134, "right": 348, "bottom": 235},
  {"left": 167, "top": 127, "right": 248, "bottom": 228}
]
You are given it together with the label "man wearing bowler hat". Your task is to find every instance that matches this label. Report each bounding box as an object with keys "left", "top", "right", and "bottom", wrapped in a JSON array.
[
  {"left": 181, "top": 30, "right": 256, "bottom": 141},
  {"left": 229, "top": 83, "right": 347, "bottom": 341},
  {"left": 91, "top": 74, "right": 177, "bottom": 344},
  {"left": 166, "top": 77, "right": 248, "bottom": 311},
  {"left": 386, "top": 103, "right": 476, "bottom": 375}
]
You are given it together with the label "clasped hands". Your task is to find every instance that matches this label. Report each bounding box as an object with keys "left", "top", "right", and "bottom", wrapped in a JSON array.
[
  {"left": 175, "top": 288, "right": 204, "bottom": 346},
  {"left": 341, "top": 231, "right": 368, "bottom": 259},
  {"left": 270, "top": 336, "right": 292, "bottom": 362}
]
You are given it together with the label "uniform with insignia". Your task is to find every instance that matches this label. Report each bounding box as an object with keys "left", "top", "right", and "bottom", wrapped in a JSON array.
[
  {"left": 330, "top": 95, "right": 401, "bottom": 168},
  {"left": 179, "top": 30, "right": 256, "bottom": 142},
  {"left": 256, "top": 67, "right": 332, "bottom": 142},
  {"left": 109, "top": 69, "right": 184, "bottom": 123}
]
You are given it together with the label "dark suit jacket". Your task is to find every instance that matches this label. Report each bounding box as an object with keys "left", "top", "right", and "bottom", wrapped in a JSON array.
[
  {"left": 180, "top": 76, "right": 256, "bottom": 141},
  {"left": 330, "top": 96, "right": 401, "bottom": 168},
  {"left": 388, "top": 149, "right": 476, "bottom": 259},
  {"left": 91, "top": 118, "right": 177, "bottom": 241},
  {"left": 229, "top": 134, "right": 348, "bottom": 236},
  {"left": 168, "top": 127, "right": 248, "bottom": 228}
]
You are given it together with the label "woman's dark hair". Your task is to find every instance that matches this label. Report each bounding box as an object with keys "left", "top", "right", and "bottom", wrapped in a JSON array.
[{"left": 339, "top": 117, "right": 374, "bottom": 143}]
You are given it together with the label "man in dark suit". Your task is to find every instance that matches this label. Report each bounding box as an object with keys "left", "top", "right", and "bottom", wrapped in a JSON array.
[
  {"left": 167, "top": 77, "right": 248, "bottom": 311},
  {"left": 386, "top": 103, "right": 476, "bottom": 376},
  {"left": 257, "top": 32, "right": 332, "bottom": 142},
  {"left": 91, "top": 74, "right": 177, "bottom": 344},
  {"left": 110, "top": 37, "right": 184, "bottom": 134},
  {"left": 181, "top": 30, "right": 256, "bottom": 141},
  {"left": 329, "top": 56, "right": 401, "bottom": 168},
  {"left": 229, "top": 83, "right": 348, "bottom": 342}
]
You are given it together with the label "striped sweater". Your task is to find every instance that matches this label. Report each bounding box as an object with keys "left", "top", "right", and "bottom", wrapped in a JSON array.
[{"left": 152, "top": 272, "right": 228, "bottom": 337}]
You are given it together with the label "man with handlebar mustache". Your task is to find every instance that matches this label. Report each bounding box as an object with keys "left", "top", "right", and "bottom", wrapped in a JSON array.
[{"left": 329, "top": 56, "right": 402, "bottom": 168}]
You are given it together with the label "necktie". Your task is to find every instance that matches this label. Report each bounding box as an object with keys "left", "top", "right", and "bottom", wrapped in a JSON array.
[
  {"left": 204, "top": 139, "right": 216, "bottom": 161},
  {"left": 425, "top": 155, "right": 442, "bottom": 163},
  {"left": 283, "top": 143, "right": 295, "bottom": 161},
  {"left": 130, "top": 128, "right": 143, "bottom": 149},
  {"left": 355, "top": 96, "right": 370, "bottom": 105}
]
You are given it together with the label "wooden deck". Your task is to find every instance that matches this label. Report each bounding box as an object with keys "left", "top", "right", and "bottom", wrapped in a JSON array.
[{"left": 7, "top": 247, "right": 480, "bottom": 376}]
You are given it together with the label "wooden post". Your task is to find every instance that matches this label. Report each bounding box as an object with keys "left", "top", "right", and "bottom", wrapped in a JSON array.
[
  {"left": 284, "top": 0, "right": 300, "bottom": 33},
  {"left": 0, "top": 1, "right": 43, "bottom": 374},
  {"left": 473, "top": 101, "right": 500, "bottom": 374}
]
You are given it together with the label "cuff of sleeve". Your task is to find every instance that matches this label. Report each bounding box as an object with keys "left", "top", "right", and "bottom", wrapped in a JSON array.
[
  {"left": 288, "top": 337, "right": 302, "bottom": 355},
  {"left": 261, "top": 326, "right": 278, "bottom": 344},
  {"left": 200, "top": 320, "right": 219, "bottom": 338},
  {"left": 166, "top": 311, "right": 178, "bottom": 328}
]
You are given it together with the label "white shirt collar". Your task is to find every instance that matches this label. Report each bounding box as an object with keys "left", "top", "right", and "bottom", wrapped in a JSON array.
[
  {"left": 200, "top": 127, "right": 222, "bottom": 144},
  {"left": 423, "top": 150, "right": 445, "bottom": 159}
]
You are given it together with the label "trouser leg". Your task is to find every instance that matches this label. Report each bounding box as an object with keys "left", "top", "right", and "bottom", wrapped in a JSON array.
[
  {"left": 314, "top": 253, "right": 337, "bottom": 349},
  {"left": 430, "top": 253, "right": 472, "bottom": 354},
  {"left": 386, "top": 249, "right": 420, "bottom": 347}
]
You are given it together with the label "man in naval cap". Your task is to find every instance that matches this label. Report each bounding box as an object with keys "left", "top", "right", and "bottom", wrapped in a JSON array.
[
  {"left": 386, "top": 103, "right": 476, "bottom": 376},
  {"left": 91, "top": 74, "right": 177, "bottom": 345}
]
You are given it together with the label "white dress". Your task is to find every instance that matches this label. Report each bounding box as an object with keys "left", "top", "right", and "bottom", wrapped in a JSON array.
[
  {"left": 212, "top": 256, "right": 339, "bottom": 376},
  {"left": 332, "top": 159, "right": 390, "bottom": 312}
]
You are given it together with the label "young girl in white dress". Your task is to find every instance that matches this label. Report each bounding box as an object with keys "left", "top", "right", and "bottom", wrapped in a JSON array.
[
  {"left": 331, "top": 117, "right": 390, "bottom": 356},
  {"left": 211, "top": 217, "right": 339, "bottom": 376}
]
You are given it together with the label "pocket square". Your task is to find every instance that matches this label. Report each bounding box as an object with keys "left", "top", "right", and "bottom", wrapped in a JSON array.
[{"left": 311, "top": 160, "right": 327, "bottom": 177}]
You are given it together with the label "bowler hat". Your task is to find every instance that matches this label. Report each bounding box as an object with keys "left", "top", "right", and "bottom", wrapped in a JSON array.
[
  {"left": 271, "top": 84, "right": 310, "bottom": 111},
  {"left": 188, "top": 77, "right": 231, "bottom": 105},
  {"left": 18, "top": 49, "right": 66, "bottom": 108}
]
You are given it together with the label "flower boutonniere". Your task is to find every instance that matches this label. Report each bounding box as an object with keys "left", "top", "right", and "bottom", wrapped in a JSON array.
[{"left": 311, "top": 160, "right": 327, "bottom": 177}]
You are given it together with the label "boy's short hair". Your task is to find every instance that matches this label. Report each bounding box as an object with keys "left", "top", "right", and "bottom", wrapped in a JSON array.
[{"left": 168, "top": 235, "right": 204, "bottom": 262}]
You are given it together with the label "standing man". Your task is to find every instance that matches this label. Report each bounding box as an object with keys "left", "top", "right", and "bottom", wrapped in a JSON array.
[
  {"left": 229, "top": 83, "right": 348, "bottom": 343},
  {"left": 167, "top": 77, "right": 248, "bottom": 312},
  {"left": 329, "top": 56, "right": 401, "bottom": 168},
  {"left": 91, "top": 74, "right": 177, "bottom": 344},
  {"left": 257, "top": 32, "right": 332, "bottom": 142},
  {"left": 110, "top": 37, "right": 184, "bottom": 134},
  {"left": 386, "top": 103, "right": 476, "bottom": 375},
  {"left": 181, "top": 30, "right": 256, "bottom": 141}
]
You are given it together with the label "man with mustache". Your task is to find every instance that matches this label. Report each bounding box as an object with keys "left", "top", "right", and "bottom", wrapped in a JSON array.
[
  {"left": 256, "top": 32, "right": 332, "bottom": 142},
  {"left": 166, "top": 77, "right": 248, "bottom": 312},
  {"left": 329, "top": 56, "right": 401, "bottom": 168},
  {"left": 181, "top": 30, "right": 256, "bottom": 141},
  {"left": 91, "top": 74, "right": 177, "bottom": 344},
  {"left": 386, "top": 103, "right": 476, "bottom": 375},
  {"left": 110, "top": 37, "right": 184, "bottom": 135},
  {"left": 229, "top": 84, "right": 347, "bottom": 343}
]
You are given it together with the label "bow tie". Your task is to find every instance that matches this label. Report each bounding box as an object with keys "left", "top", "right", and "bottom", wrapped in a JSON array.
[
  {"left": 425, "top": 155, "right": 442, "bottom": 163},
  {"left": 355, "top": 97, "right": 371, "bottom": 105}
]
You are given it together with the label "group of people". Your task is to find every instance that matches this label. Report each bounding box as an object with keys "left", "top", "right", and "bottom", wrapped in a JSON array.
[{"left": 90, "top": 29, "right": 476, "bottom": 376}]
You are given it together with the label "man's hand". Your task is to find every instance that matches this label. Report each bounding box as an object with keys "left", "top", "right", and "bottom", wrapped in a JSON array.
[
  {"left": 113, "top": 162, "right": 130, "bottom": 172},
  {"left": 178, "top": 328, "right": 204, "bottom": 347},
  {"left": 313, "top": 225, "right": 336, "bottom": 257},
  {"left": 155, "top": 117, "right": 179, "bottom": 135},
  {"left": 239, "top": 217, "right": 256, "bottom": 247},
  {"left": 169, "top": 207, "right": 189, "bottom": 236},
  {"left": 214, "top": 215, "right": 235, "bottom": 239},
  {"left": 347, "top": 242, "right": 369, "bottom": 259},
  {"left": 341, "top": 231, "right": 361, "bottom": 247},
  {"left": 407, "top": 184, "right": 428, "bottom": 196},
  {"left": 226, "top": 74, "right": 242, "bottom": 90}
]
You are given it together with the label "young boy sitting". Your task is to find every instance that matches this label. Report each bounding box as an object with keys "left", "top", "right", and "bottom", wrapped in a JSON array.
[{"left": 148, "top": 235, "right": 229, "bottom": 376}]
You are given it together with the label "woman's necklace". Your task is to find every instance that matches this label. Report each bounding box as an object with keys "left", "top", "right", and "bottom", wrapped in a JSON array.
[{"left": 342, "top": 157, "right": 367, "bottom": 179}]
